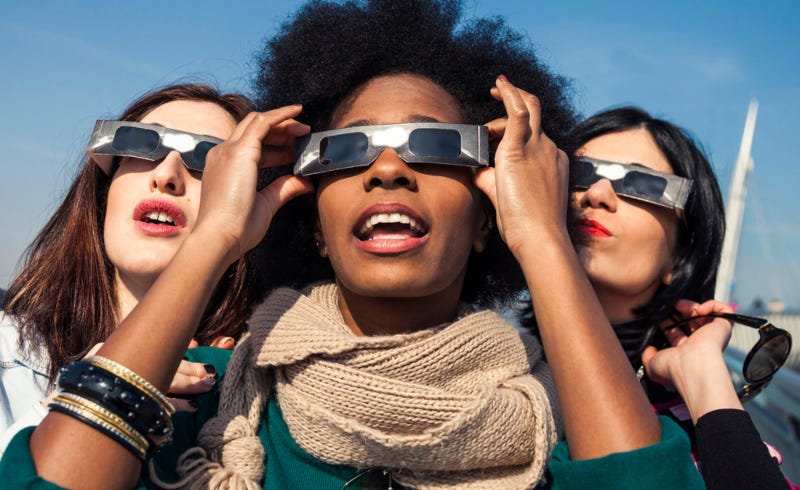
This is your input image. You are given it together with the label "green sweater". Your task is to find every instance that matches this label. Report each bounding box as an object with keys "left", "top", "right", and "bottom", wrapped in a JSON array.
[{"left": 0, "top": 347, "right": 705, "bottom": 489}]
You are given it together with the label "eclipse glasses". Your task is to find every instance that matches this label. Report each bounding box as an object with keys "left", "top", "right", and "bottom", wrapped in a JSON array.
[
  {"left": 87, "top": 120, "right": 223, "bottom": 176},
  {"left": 662, "top": 312, "right": 792, "bottom": 402},
  {"left": 572, "top": 157, "right": 693, "bottom": 215},
  {"left": 293, "top": 123, "right": 489, "bottom": 176}
]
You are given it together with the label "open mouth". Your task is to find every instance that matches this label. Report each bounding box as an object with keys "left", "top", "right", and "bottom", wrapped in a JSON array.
[
  {"left": 355, "top": 212, "right": 428, "bottom": 241},
  {"left": 140, "top": 210, "right": 177, "bottom": 226}
]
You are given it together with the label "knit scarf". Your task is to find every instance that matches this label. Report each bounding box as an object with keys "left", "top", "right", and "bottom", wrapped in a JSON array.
[{"left": 163, "top": 282, "right": 559, "bottom": 490}]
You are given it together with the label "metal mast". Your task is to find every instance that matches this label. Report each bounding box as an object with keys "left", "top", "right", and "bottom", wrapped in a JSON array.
[{"left": 715, "top": 99, "right": 758, "bottom": 304}]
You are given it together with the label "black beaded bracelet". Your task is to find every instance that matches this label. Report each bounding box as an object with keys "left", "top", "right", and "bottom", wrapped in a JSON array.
[{"left": 56, "top": 360, "right": 173, "bottom": 448}]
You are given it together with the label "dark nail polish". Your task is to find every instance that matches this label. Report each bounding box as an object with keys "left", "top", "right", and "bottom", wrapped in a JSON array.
[
  {"left": 188, "top": 399, "right": 199, "bottom": 409},
  {"left": 203, "top": 364, "right": 217, "bottom": 378}
]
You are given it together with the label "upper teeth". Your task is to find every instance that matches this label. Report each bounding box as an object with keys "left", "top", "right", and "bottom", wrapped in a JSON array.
[
  {"left": 144, "top": 211, "right": 175, "bottom": 225},
  {"left": 358, "top": 212, "right": 424, "bottom": 236}
]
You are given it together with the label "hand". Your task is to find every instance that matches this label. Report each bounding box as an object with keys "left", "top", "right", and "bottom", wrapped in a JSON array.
[
  {"left": 81, "top": 341, "right": 222, "bottom": 413},
  {"left": 166, "top": 358, "right": 218, "bottom": 412},
  {"left": 474, "top": 76, "right": 571, "bottom": 259},
  {"left": 642, "top": 299, "right": 734, "bottom": 387},
  {"left": 194, "top": 105, "right": 316, "bottom": 265}
]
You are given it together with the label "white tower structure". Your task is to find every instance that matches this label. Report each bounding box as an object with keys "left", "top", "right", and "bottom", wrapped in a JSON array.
[{"left": 715, "top": 99, "right": 758, "bottom": 304}]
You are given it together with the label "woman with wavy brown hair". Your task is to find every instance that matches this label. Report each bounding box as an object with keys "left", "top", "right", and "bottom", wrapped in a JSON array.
[{"left": 0, "top": 83, "right": 259, "bottom": 441}]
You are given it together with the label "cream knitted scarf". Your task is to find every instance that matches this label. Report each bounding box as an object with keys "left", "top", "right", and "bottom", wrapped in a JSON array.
[{"left": 162, "top": 282, "right": 560, "bottom": 490}]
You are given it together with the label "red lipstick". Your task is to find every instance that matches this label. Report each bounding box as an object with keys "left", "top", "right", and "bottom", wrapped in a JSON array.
[
  {"left": 577, "top": 217, "right": 612, "bottom": 238},
  {"left": 132, "top": 199, "right": 186, "bottom": 237}
]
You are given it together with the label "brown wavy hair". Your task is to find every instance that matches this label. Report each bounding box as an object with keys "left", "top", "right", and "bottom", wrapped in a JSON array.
[{"left": 3, "top": 83, "right": 255, "bottom": 380}]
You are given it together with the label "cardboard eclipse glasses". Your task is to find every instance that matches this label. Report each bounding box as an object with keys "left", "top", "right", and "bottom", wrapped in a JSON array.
[{"left": 87, "top": 120, "right": 223, "bottom": 175}]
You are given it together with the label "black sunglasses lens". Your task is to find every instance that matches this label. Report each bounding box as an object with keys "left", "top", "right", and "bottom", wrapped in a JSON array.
[
  {"left": 188, "top": 141, "right": 217, "bottom": 172},
  {"left": 571, "top": 160, "right": 598, "bottom": 187},
  {"left": 319, "top": 133, "right": 369, "bottom": 166},
  {"left": 408, "top": 128, "right": 461, "bottom": 159},
  {"left": 745, "top": 333, "right": 791, "bottom": 382},
  {"left": 112, "top": 126, "right": 160, "bottom": 154},
  {"left": 620, "top": 172, "right": 668, "bottom": 200}
]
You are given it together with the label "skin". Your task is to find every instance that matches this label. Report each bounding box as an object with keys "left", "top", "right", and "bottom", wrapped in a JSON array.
[
  {"left": 316, "top": 75, "right": 489, "bottom": 336},
  {"left": 105, "top": 100, "right": 237, "bottom": 320},
  {"left": 30, "top": 76, "right": 662, "bottom": 488},
  {"left": 572, "top": 128, "right": 742, "bottom": 422}
]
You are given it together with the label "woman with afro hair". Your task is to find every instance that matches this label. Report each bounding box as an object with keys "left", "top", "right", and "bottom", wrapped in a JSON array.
[{"left": 2, "top": 1, "right": 705, "bottom": 488}]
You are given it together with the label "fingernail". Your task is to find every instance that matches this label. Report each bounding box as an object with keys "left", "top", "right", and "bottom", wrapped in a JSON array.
[
  {"left": 203, "top": 376, "right": 216, "bottom": 386},
  {"left": 204, "top": 364, "right": 218, "bottom": 379},
  {"left": 497, "top": 74, "right": 509, "bottom": 83},
  {"left": 188, "top": 399, "right": 199, "bottom": 409}
]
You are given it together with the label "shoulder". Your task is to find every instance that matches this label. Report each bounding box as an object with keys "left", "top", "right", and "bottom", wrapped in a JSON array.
[{"left": 0, "top": 312, "right": 49, "bottom": 376}]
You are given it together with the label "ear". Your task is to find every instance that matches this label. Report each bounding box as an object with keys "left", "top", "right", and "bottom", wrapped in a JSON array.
[
  {"left": 472, "top": 209, "right": 493, "bottom": 253},
  {"left": 313, "top": 220, "right": 328, "bottom": 258}
]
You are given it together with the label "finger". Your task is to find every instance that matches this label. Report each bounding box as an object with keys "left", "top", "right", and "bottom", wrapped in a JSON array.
[
  {"left": 209, "top": 336, "right": 235, "bottom": 350},
  {"left": 507, "top": 84, "right": 544, "bottom": 136},
  {"left": 494, "top": 76, "right": 533, "bottom": 145},
  {"left": 187, "top": 339, "right": 200, "bottom": 349},
  {"left": 169, "top": 397, "right": 199, "bottom": 413},
  {"left": 262, "top": 119, "right": 312, "bottom": 147},
  {"left": 259, "top": 174, "right": 316, "bottom": 212},
  {"left": 662, "top": 324, "right": 687, "bottom": 346},
  {"left": 169, "top": 371, "right": 216, "bottom": 395},
  {"left": 641, "top": 345, "right": 657, "bottom": 367},
  {"left": 239, "top": 105, "right": 305, "bottom": 145},
  {"left": 484, "top": 117, "right": 507, "bottom": 149},
  {"left": 258, "top": 146, "right": 299, "bottom": 169},
  {"left": 228, "top": 111, "right": 259, "bottom": 141},
  {"left": 474, "top": 167, "right": 498, "bottom": 208}
]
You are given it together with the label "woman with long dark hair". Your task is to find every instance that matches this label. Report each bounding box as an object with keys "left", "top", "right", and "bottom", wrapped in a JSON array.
[{"left": 0, "top": 83, "right": 258, "bottom": 442}]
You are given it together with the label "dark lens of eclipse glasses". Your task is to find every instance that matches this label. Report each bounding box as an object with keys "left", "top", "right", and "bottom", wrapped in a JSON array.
[
  {"left": 320, "top": 132, "right": 369, "bottom": 166},
  {"left": 189, "top": 141, "right": 218, "bottom": 172},
  {"left": 112, "top": 126, "right": 160, "bottom": 154},
  {"left": 620, "top": 171, "right": 668, "bottom": 198},
  {"left": 572, "top": 160, "right": 599, "bottom": 186},
  {"left": 409, "top": 128, "right": 461, "bottom": 159}
]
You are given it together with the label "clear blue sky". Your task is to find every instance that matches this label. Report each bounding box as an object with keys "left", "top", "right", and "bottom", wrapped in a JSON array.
[{"left": 2, "top": 0, "right": 798, "bottom": 310}]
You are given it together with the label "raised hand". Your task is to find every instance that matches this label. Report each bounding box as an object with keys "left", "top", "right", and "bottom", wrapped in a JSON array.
[{"left": 474, "top": 75, "right": 570, "bottom": 258}]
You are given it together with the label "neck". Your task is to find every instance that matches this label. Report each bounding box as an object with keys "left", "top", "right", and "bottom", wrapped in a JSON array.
[
  {"left": 591, "top": 282, "right": 657, "bottom": 324},
  {"left": 112, "top": 270, "right": 155, "bottom": 323},
  {"left": 336, "top": 281, "right": 463, "bottom": 336}
]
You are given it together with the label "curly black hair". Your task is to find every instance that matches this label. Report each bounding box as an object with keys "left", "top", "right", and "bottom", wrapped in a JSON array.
[{"left": 253, "top": 0, "right": 579, "bottom": 308}]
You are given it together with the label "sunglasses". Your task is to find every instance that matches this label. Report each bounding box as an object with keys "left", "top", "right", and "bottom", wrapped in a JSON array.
[
  {"left": 87, "top": 120, "right": 223, "bottom": 176},
  {"left": 571, "top": 157, "right": 693, "bottom": 215},
  {"left": 293, "top": 123, "right": 489, "bottom": 176},
  {"left": 662, "top": 312, "right": 792, "bottom": 402}
]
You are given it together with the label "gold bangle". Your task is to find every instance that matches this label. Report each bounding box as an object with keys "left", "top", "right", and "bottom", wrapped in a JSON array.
[
  {"left": 50, "top": 394, "right": 147, "bottom": 459},
  {"left": 85, "top": 355, "right": 174, "bottom": 416}
]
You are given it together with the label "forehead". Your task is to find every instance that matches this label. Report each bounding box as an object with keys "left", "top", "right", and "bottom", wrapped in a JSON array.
[
  {"left": 139, "top": 100, "right": 236, "bottom": 140},
  {"left": 332, "top": 74, "right": 463, "bottom": 128},
  {"left": 578, "top": 128, "right": 674, "bottom": 175}
]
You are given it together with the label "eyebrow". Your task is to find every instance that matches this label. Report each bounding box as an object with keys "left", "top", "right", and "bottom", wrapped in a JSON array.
[{"left": 341, "top": 114, "right": 442, "bottom": 128}]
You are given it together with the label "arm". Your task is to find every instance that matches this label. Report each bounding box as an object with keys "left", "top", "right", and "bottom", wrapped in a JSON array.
[
  {"left": 27, "top": 107, "right": 313, "bottom": 490},
  {"left": 642, "top": 299, "right": 791, "bottom": 490},
  {"left": 474, "top": 76, "right": 660, "bottom": 460}
]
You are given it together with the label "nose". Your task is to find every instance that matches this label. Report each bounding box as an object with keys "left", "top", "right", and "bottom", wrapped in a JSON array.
[
  {"left": 576, "top": 178, "right": 618, "bottom": 212},
  {"left": 150, "top": 151, "right": 188, "bottom": 195},
  {"left": 362, "top": 149, "right": 417, "bottom": 191}
]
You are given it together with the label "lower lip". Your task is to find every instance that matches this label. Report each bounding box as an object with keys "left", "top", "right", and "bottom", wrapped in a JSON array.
[
  {"left": 577, "top": 224, "right": 612, "bottom": 238},
  {"left": 135, "top": 221, "right": 182, "bottom": 237},
  {"left": 356, "top": 235, "right": 428, "bottom": 254}
]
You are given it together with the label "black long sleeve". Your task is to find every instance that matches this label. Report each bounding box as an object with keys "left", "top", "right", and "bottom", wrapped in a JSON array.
[{"left": 695, "top": 409, "right": 790, "bottom": 490}]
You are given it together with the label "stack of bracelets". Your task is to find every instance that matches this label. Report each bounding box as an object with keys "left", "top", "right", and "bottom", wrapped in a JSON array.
[{"left": 48, "top": 355, "right": 175, "bottom": 459}]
